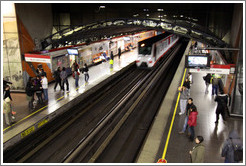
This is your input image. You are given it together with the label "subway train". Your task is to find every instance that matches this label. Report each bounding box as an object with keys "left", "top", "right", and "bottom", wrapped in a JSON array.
[{"left": 136, "top": 32, "right": 179, "bottom": 68}]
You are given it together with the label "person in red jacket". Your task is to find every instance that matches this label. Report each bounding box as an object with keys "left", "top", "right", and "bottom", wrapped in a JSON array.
[{"left": 188, "top": 106, "right": 198, "bottom": 141}]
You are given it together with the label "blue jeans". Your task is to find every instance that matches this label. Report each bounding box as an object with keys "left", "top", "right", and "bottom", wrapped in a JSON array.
[
  {"left": 188, "top": 126, "right": 194, "bottom": 141},
  {"left": 182, "top": 116, "right": 189, "bottom": 132},
  {"left": 75, "top": 78, "right": 79, "bottom": 87},
  {"left": 212, "top": 85, "right": 218, "bottom": 95},
  {"left": 43, "top": 89, "right": 48, "bottom": 101}
]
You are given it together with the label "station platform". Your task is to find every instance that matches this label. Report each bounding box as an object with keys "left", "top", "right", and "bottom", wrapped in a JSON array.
[
  {"left": 3, "top": 49, "right": 138, "bottom": 150},
  {"left": 3, "top": 41, "right": 243, "bottom": 163},
  {"left": 136, "top": 42, "right": 243, "bottom": 163}
]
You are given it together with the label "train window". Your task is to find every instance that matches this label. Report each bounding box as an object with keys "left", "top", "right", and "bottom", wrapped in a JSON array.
[{"left": 139, "top": 45, "right": 152, "bottom": 55}]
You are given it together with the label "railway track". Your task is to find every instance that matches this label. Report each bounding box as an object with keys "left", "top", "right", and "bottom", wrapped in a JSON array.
[{"left": 4, "top": 39, "right": 188, "bottom": 163}]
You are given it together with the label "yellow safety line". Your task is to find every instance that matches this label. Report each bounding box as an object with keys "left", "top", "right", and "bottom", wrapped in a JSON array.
[
  {"left": 3, "top": 83, "right": 85, "bottom": 131},
  {"left": 161, "top": 68, "right": 187, "bottom": 160}
]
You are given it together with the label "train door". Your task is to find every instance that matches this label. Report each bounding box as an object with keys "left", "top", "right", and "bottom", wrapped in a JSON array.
[{"left": 153, "top": 44, "right": 157, "bottom": 61}]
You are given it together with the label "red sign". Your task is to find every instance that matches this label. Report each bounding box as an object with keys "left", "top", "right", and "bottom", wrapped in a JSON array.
[
  {"left": 25, "top": 54, "right": 51, "bottom": 63},
  {"left": 157, "top": 158, "right": 167, "bottom": 163},
  {"left": 210, "top": 64, "right": 230, "bottom": 69}
]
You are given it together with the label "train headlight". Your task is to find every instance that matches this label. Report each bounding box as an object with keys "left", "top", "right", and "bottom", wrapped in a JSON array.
[{"left": 141, "top": 43, "right": 145, "bottom": 47}]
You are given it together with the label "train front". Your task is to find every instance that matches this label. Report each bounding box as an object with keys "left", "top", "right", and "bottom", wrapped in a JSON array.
[{"left": 136, "top": 41, "right": 155, "bottom": 68}]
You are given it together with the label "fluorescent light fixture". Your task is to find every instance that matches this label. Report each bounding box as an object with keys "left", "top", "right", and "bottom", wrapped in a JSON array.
[
  {"left": 99, "top": 6, "right": 105, "bottom": 8},
  {"left": 157, "top": 9, "right": 164, "bottom": 11}
]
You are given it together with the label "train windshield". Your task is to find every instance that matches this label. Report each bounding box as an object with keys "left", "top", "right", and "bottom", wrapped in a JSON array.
[{"left": 139, "top": 45, "right": 152, "bottom": 55}]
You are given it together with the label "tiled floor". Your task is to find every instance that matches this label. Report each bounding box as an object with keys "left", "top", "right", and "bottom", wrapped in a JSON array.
[
  {"left": 3, "top": 49, "right": 138, "bottom": 135},
  {"left": 165, "top": 73, "right": 243, "bottom": 163}
]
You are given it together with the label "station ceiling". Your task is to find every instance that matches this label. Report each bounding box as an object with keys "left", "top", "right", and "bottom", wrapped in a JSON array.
[{"left": 42, "top": 3, "right": 235, "bottom": 50}]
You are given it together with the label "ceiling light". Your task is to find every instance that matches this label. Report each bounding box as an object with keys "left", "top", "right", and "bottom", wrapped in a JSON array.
[{"left": 157, "top": 9, "right": 164, "bottom": 11}]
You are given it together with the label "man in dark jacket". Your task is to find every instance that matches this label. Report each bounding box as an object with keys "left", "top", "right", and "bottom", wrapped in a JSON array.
[
  {"left": 214, "top": 93, "right": 228, "bottom": 123},
  {"left": 26, "top": 77, "right": 35, "bottom": 110},
  {"left": 222, "top": 130, "right": 243, "bottom": 163},
  {"left": 53, "top": 67, "right": 61, "bottom": 91},
  {"left": 179, "top": 98, "right": 196, "bottom": 134},
  {"left": 204, "top": 73, "right": 211, "bottom": 94}
]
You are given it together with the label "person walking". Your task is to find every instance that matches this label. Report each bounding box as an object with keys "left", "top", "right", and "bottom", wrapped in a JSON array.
[
  {"left": 74, "top": 69, "right": 80, "bottom": 88},
  {"left": 60, "top": 67, "right": 69, "bottom": 92},
  {"left": 3, "top": 97, "right": 14, "bottom": 126},
  {"left": 189, "top": 136, "right": 205, "bottom": 163},
  {"left": 41, "top": 74, "right": 48, "bottom": 101},
  {"left": 53, "top": 67, "right": 61, "bottom": 91},
  {"left": 179, "top": 98, "right": 196, "bottom": 134},
  {"left": 214, "top": 93, "right": 228, "bottom": 123},
  {"left": 203, "top": 73, "right": 211, "bottom": 94},
  {"left": 178, "top": 85, "right": 189, "bottom": 115},
  {"left": 221, "top": 130, "right": 243, "bottom": 163},
  {"left": 187, "top": 106, "right": 198, "bottom": 141},
  {"left": 81, "top": 63, "right": 89, "bottom": 84},
  {"left": 211, "top": 74, "right": 219, "bottom": 95},
  {"left": 118, "top": 47, "right": 121, "bottom": 59},
  {"left": 26, "top": 77, "right": 35, "bottom": 110}
]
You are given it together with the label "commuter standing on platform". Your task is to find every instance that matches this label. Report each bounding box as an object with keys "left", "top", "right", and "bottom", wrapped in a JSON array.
[
  {"left": 179, "top": 98, "right": 196, "bottom": 134},
  {"left": 26, "top": 77, "right": 35, "bottom": 110},
  {"left": 183, "top": 78, "right": 191, "bottom": 96},
  {"left": 81, "top": 63, "right": 89, "bottom": 84},
  {"left": 3, "top": 97, "right": 14, "bottom": 126},
  {"left": 203, "top": 73, "right": 211, "bottom": 94},
  {"left": 72, "top": 60, "right": 79, "bottom": 72},
  {"left": 41, "top": 74, "right": 48, "bottom": 101},
  {"left": 3, "top": 85, "right": 12, "bottom": 101},
  {"left": 189, "top": 136, "right": 205, "bottom": 163},
  {"left": 187, "top": 72, "right": 193, "bottom": 84},
  {"left": 53, "top": 67, "right": 61, "bottom": 91},
  {"left": 110, "top": 51, "right": 114, "bottom": 60},
  {"left": 187, "top": 106, "right": 198, "bottom": 141},
  {"left": 178, "top": 85, "right": 189, "bottom": 115},
  {"left": 211, "top": 74, "right": 219, "bottom": 95},
  {"left": 221, "top": 130, "right": 243, "bottom": 163},
  {"left": 34, "top": 76, "right": 43, "bottom": 104},
  {"left": 41, "top": 68, "right": 47, "bottom": 77},
  {"left": 74, "top": 69, "right": 80, "bottom": 88},
  {"left": 60, "top": 67, "right": 69, "bottom": 92},
  {"left": 118, "top": 47, "right": 121, "bottom": 59}
]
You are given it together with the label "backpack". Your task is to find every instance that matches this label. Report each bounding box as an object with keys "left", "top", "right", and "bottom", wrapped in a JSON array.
[{"left": 230, "top": 139, "right": 243, "bottom": 161}]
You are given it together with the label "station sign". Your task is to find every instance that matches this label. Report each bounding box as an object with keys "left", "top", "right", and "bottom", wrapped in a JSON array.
[
  {"left": 189, "top": 64, "right": 231, "bottom": 74},
  {"left": 25, "top": 54, "right": 51, "bottom": 63}
]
